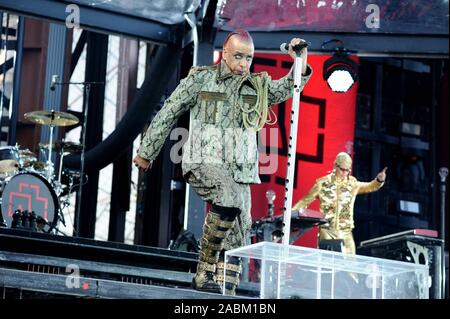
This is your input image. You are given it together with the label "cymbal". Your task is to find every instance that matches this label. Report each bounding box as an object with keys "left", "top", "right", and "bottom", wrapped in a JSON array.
[
  {"left": 24, "top": 110, "right": 79, "bottom": 127},
  {"left": 39, "top": 141, "right": 83, "bottom": 153}
]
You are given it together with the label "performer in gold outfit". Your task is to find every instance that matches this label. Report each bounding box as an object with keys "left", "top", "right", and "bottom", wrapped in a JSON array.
[{"left": 293, "top": 152, "right": 387, "bottom": 255}]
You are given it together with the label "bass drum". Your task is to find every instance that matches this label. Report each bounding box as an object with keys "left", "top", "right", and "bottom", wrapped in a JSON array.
[{"left": 0, "top": 172, "right": 59, "bottom": 228}]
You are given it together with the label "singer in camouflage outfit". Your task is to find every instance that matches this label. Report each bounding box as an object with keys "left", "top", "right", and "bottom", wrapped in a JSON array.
[{"left": 134, "top": 29, "right": 312, "bottom": 294}]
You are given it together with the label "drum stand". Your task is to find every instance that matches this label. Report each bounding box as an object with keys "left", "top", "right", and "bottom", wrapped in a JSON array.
[
  {"left": 54, "top": 147, "right": 69, "bottom": 228},
  {"left": 45, "top": 122, "right": 56, "bottom": 181},
  {"left": 42, "top": 116, "right": 66, "bottom": 194},
  {"left": 45, "top": 79, "right": 102, "bottom": 236},
  {"left": 43, "top": 119, "right": 67, "bottom": 230}
]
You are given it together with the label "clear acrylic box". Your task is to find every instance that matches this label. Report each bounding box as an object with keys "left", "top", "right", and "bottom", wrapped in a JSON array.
[{"left": 225, "top": 242, "right": 429, "bottom": 299}]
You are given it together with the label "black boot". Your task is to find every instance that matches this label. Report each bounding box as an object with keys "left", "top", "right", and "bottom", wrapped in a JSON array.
[{"left": 192, "top": 205, "right": 240, "bottom": 293}]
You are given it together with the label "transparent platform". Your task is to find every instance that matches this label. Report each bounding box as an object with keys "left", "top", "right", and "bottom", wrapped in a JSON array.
[{"left": 225, "top": 242, "right": 429, "bottom": 299}]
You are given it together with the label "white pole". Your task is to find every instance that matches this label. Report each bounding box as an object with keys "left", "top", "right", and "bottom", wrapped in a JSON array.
[{"left": 282, "top": 49, "right": 305, "bottom": 246}]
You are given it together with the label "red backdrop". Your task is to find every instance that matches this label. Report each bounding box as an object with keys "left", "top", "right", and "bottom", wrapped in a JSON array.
[{"left": 250, "top": 53, "right": 359, "bottom": 247}]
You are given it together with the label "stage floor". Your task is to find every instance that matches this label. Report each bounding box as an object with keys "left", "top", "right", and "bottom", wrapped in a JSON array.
[{"left": 0, "top": 228, "right": 254, "bottom": 299}]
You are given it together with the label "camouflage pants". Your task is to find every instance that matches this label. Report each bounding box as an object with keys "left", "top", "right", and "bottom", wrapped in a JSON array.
[{"left": 184, "top": 165, "right": 252, "bottom": 250}]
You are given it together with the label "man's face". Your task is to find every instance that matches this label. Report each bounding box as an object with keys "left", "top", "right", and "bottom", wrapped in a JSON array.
[
  {"left": 223, "top": 36, "right": 254, "bottom": 76},
  {"left": 335, "top": 164, "right": 351, "bottom": 179}
]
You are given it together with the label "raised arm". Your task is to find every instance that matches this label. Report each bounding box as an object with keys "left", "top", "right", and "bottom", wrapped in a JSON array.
[
  {"left": 357, "top": 167, "right": 387, "bottom": 194},
  {"left": 267, "top": 38, "right": 312, "bottom": 105},
  {"left": 136, "top": 68, "right": 203, "bottom": 164}
]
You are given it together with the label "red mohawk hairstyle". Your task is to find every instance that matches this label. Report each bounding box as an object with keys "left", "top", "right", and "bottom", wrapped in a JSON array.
[{"left": 222, "top": 29, "right": 253, "bottom": 48}]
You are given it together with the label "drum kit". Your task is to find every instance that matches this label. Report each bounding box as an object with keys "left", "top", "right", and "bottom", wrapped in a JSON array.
[{"left": 0, "top": 110, "right": 83, "bottom": 233}]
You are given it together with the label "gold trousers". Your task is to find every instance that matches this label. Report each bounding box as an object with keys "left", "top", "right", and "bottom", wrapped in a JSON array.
[{"left": 319, "top": 228, "right": 356, "bottom": 255}]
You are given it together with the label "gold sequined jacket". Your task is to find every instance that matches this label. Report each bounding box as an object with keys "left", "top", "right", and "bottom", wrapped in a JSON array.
[
  {"left": 293, "top": 173, "right": 384, "bottom": 231},
  {"left": 138, "top": 60, "right": 312, "bottom": 184}
]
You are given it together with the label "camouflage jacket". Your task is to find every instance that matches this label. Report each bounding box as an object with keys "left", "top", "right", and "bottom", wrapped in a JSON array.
[
  {"left": 138, "top": 60, "right": 312, "bottom": 184},
  {"left": 293, "top": 173, "right": 384, "bottom": 231}
]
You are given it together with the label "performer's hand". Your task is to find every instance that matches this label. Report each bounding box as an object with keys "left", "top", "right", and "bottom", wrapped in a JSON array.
[
  {"left": 288, "top": 38, "right": 308, "bottom": 74},
  {"left": 376, "top": 167, "right": 388, "bottom": 182},
  {"left": 133, "top": 154, "right": 152, "bottom": 172}
]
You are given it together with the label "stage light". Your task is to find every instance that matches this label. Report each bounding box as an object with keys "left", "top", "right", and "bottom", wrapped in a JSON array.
[
  {"left": 322, "top": 39, "right": 358, "bottom": 93},
  {"left": 265, "top": 190, "right": 276, "bottom": 217}
]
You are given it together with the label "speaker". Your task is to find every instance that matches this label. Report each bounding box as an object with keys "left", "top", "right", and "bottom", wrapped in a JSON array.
[{"left": 319, "top": 239, "right": 344, "bottom": 252}]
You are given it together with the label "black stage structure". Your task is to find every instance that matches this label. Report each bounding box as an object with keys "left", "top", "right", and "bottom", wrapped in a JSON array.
[
  {"left": 0, "top": 0, "right": 448, "bottom": 299},
  {"left": 0, "top": 228, "right": 253, "bottom": 298}
]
